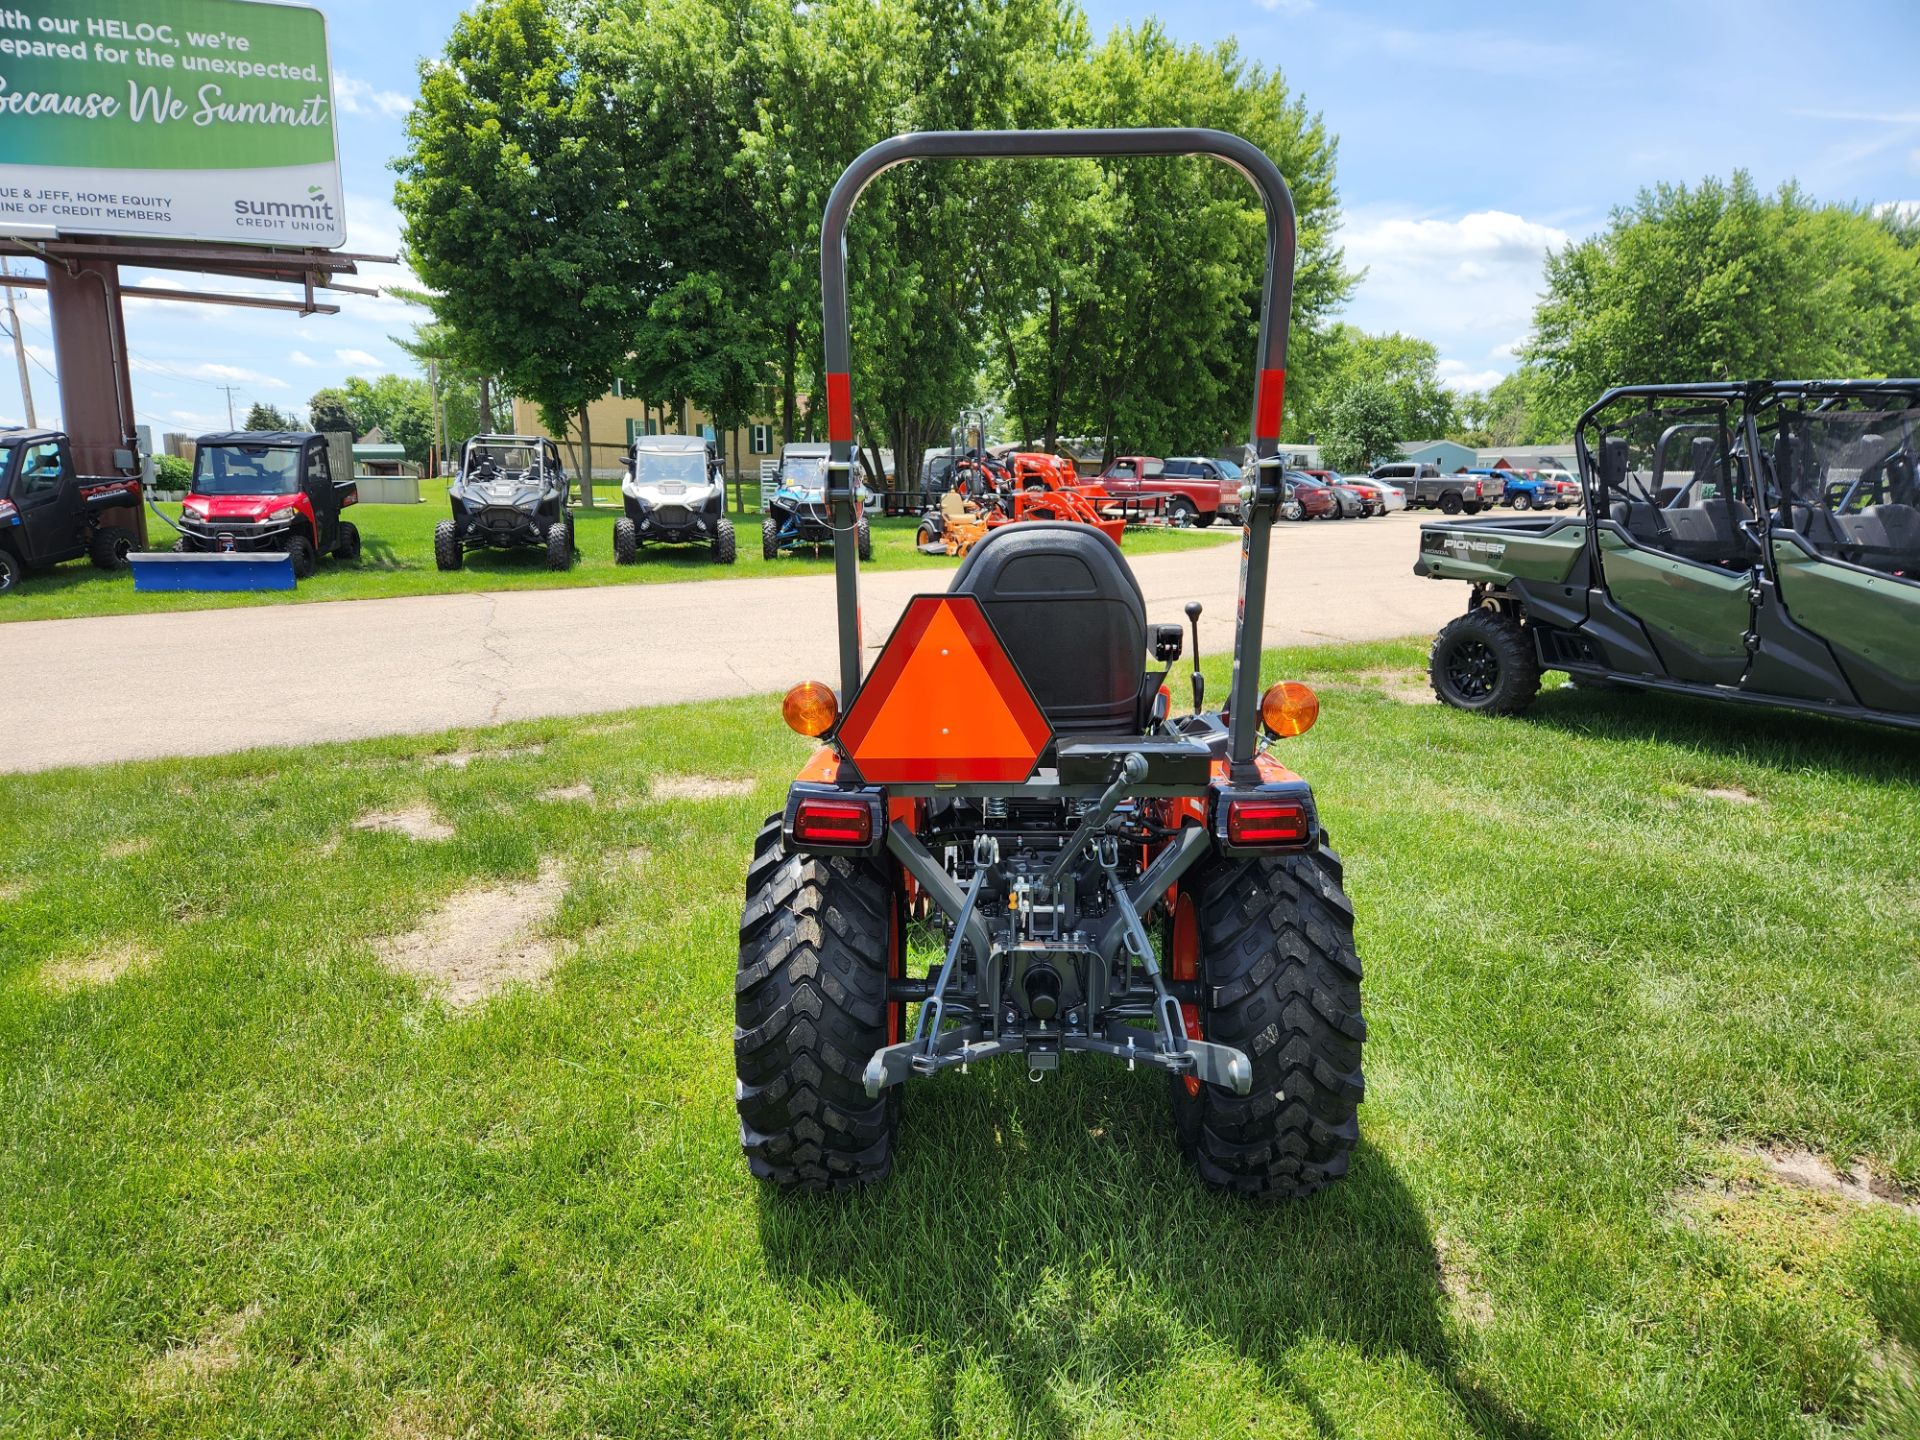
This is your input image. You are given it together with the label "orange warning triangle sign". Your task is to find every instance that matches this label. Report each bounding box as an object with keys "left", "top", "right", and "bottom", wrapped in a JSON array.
[{"left": 838, "top": 595, "right": 1052, "bottom": 784}]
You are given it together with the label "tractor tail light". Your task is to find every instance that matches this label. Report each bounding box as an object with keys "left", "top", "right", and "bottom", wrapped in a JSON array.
[
  {"left": 792, "top": 796, "right": 875, "bottom": 848},
  {"left": 782, "top": 681, "right": 839, "bottom": 737},
  {"left": 1225, "top": 799, "right": 1311, "bottom": 848}
]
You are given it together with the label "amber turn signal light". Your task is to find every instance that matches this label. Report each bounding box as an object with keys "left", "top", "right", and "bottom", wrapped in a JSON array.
[
  {"left": 1259, "top": 681, "right": 1319, "bottom": 738},
  {"left": 782, "top": 681, "right": 839, "bottom": 737}
]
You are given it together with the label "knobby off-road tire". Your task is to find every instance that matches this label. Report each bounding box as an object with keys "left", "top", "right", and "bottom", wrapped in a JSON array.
[
  {"left": 433, "top": 520, "right": 463, "bottom": 571},
  {"left": 713, "top": 515, "right": 737, "bottom": 564},
  {"left": 856, "top": 517, "right": 873, "bottom": 562},
  {"left": 762, "top": 517, "right": 780, "bottom": 561},
  {"left": 545, "top": 520, "right": 572, "bottom": 571},
  {"left": 333, "top": 521, "right": 362, "bottom": 561},
  {"left": 613, "top": 517, "right": 639, "bottom": 565},
  {"left": 1429, "top": 607, "right": 1540, "bottom": 714},
  {"left": 89, "top": 525, "right": 136, "bottom": 570},
  {"left": 285, "top": 534, "right": 317, "bottom": 579},
  {"left": 1173, "top": 842, "right": 1364, "bottom": 1199},
  {"left": 736, "top": 816, "right": 899, "bottom": 1190},
  {"left": 0, "top": 547, "right": 19, "bottom": 593}
]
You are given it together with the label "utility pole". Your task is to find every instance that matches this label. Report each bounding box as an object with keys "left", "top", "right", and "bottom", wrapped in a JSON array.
[
  {"left": 218, "top": 384, "right": 238, "bottom": 428},
  {"left": 1, "top": 257, "right": 35, "bottom": 428}
]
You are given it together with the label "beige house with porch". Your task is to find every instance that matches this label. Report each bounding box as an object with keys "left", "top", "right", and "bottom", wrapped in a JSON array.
[{"left": 508, "top": 385, "right": 797, "bottom": 482}]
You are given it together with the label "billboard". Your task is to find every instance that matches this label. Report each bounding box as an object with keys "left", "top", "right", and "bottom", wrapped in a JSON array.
[{"left": 0, "top": 0, "right": 345, "bottom": 248}]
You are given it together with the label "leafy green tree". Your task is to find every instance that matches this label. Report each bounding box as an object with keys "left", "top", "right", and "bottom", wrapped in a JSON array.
[
  {"left": 341, "top": 375, "right": 436, "bottom": 464},
  {"left": 243, "top": 402, "right": 298, "bottom": 432},
  {"left": 1291, "top": 325, "right": 1458, "bottom": 443},
  {"left": 1528, "top": 172, "right": 1920, "bottom": 436},
  {"left": 308, "top": 387, "right": 358, "bottom": 435},
  {"left": 395, "top": 0, "right": 649, "bottom": 503},
  {"left": 1316, "top": 378, "right": 1398, "bottom": 474}
]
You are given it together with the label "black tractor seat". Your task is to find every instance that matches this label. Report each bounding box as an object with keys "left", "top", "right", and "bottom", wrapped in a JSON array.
[{"left": 949, "top": 522, "right": 1149, "bottom": 738}]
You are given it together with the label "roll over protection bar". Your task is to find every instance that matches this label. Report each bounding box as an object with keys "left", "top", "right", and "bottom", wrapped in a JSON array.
[{"left": 818, "top": 128, "right": 1298, "bottom": 770}]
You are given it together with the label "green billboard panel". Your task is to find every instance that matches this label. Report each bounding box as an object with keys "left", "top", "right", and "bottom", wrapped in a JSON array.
[{"left": 0, "top": 0, "right": 345, "bottom": 247}]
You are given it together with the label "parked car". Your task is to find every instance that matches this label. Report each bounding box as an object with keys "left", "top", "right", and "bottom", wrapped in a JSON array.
[
  {"left": 1414, "top": 379, "right": 1919, "bottom": 729},
  {"left": 1325, "top": 481, "right": 1369, "bottom": 519},
  {"left": 1278, "top": 471, "right": 1334, "bottom": 521},
  {"left": 1334, "top": 477, "right": 1390, "bottom": 517},
  {"left": 1465, "top": 467, "right": 1553, "bottom": 511},
  {"left": 1533, "top": 468, "right": 1583, "bottom": 508},
  {"left": 0, "top": 427, "right": 141, "bottom": 593},
  {"left": 180, "top": 431, "right": 360, "bottom": 577},
  {"left": 1370, "top": 461, "right": 1489, "bottom": 514},
  {"left": 1095, "top": 454, "right": 1222, "bottom": 527},
  {"left": 1162, "top": 456, "right": 1247, "bottom": 521},
  {"left": 616, "top": 433, "right": 734, "bottom": 564}
]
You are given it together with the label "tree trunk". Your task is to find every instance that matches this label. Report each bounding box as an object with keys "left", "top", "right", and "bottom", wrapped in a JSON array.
[
  {"left": 478, "top": 375, "right": 492, "bottom": 433},
  {"left": 781, "top": 319, "right": 798, "bottom": 446},
  {"left": 577, "top": 404, "right": 593, "bottom": 507}
]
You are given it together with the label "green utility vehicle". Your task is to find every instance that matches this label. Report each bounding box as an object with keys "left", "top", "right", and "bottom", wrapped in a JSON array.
[{"left": 1414, "top": 381, "right": 1920, "bottom": 729}]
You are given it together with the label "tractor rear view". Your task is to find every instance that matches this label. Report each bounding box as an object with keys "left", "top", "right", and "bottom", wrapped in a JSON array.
[{"left": 735, "top": 129, "right": 1364, "bottom": 1198}]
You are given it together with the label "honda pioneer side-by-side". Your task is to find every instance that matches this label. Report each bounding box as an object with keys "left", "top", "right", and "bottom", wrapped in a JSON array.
[
  {"left": 435, "top": 434, "right": 573, "bottom": 571},
  {"left": 762, "top": 441, "right": 874, "bottom": 560},
  {"left": 0, "top": 428, "right": 141, "bottom": 594},
  {"left": 1415, "top": 381, "right": 1920, "bottom": 729},
  {"left": 176, "top": 432, "right": 359, "bottom": 577},
  {"left": 736, "top": 129, "right": 1364, "bottom": 1200},
  {"left": 614, "top": 433, "right": 735, "bottom": 563}
]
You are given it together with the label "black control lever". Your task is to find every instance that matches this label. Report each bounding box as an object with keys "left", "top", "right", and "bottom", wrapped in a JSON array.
[{"left": 1185, "top": 601, "right": 1205, "bottom": 712}]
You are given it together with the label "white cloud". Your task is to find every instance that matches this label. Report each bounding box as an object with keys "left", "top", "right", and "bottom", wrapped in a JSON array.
[
  {"left": 1436, "top": 360, "right": 1504, "bottom": 393},
  {"left": 1878, "top": 199, "right": 1920, "bottom": 221},
  {"left": 289, "top": 349, "right": 320, "bottom": 366},
  {"left": 128, "top": 357, "right": 289, "bottom": 390},
  {"left": 336, "top": 348, "right": 386, "bottom": 370},
  {"left": 1251, "top": 0, "right": 1313, "bottom": 12},
  {"left": 334, "top": 74, "right": 414, "bottom": 118},
  {"left": 1338, "top": 206, "right": 1572, "bottom": 366}
]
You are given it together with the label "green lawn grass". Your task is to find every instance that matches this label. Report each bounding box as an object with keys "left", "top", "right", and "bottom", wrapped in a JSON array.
[
  {"left": 2, "top": 642, "right": 1916, "bottom": 1437},
  {"left": 0, "top": 493, "right": 1233, "bottom": 624}
]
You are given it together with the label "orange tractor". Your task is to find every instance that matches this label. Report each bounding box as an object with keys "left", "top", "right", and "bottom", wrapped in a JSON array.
[
  {"left": 736, "top": 128, "right": 1362, "bottom": 1199},
  {"left": 917, "top": 449, "right": 1125, "bottom": 555}
]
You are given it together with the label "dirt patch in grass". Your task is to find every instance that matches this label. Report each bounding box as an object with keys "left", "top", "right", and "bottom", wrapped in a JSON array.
[
  {"left": 540, "top": 782, "right": 595, "bottom": 803},
  {"left": 104, "top": 835, "right": 151, "bottom": 860},
  {"left": 650, "top": 774, "right": 754, "bottom": 801},
  {"left": 41, "top": 941, "right": 156, "bottom": 992},
  {"left": 425, "top": 745, "right": 543, "bottom": 770},
  {"left": 0, "top": 878, "right": 27, "bottom": 902},
  {"left": 1741, "top": 1146, "right": 1920, "bottom": 1217},
  {"left": 605, "top": 846, "right": 649, "bottom": 875},
  {"left": 353, "top": 805, "right": 454, "bottom": 842},
  {"left": 1345, "top": 667, "right": 1438, "bottom": 705},
  {"left": 140, "top": 1301, "right": 261, "bottom": 1394},
  {"left": 1433, "top": 1232, "right": 1494, "bottom": 1326},
  {"left": 1694, "top": 784, "right": 1761, "bottom": 805},
  {"left": 374, "top": 861, "right": 568, "bottom": 1008}
]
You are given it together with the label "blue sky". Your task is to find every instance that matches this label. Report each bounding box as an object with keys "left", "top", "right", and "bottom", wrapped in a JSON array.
[{"left": 5, "top": 0, "right": 1918, "bottom": 433}]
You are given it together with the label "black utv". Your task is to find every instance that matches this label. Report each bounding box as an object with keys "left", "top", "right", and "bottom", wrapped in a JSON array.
[
  {"left": 436, "top": 435, "right": 574, "bottom": 571},
  {"left": 0, "top": 428, "right": 141, "bottom": 594},
  {"left": 614, "top": 433, "right": 736, "bottom": 563}
]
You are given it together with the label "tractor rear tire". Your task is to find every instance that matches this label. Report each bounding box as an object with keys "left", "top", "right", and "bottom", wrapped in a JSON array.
[
  {"left": 735, "top": 816, "right": 900, "bottom": 1190},
  {"left": 546, "top": 520, "right": 572, "bottom": 571},
  {"left": 613, "top": 517, "right": 639, "bottom": 565},
  {"left": 762, "top": 518, "right": 779, "bottom": 561},
  {"left": 333, "top": 521, "right": 362, "bottom": 562},
  {"left": 286, "top": 535, "right": 317, "bottom": 579},
  {"left": 1172, "top": 841, "right": 1364, "bottom": 1199},
  {"left": 856, "top": 517, "right": 873, "bottom": 562},
  {"left": 89, "top": 525, "right": 136, "bottom": 570},
  {"left": 1429, "top": 608, "right": 1540, "bottom": 714},
  {"left": 713, "top": 515, "right": 737, "bottom": 564},
  {"left": 434, "top": 521, "right": 463, "bottom": 572}
]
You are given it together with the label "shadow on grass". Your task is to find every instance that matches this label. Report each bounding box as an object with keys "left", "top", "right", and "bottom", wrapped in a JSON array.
[
  {"left": 757, "top": 1071, "right": 1547, "bottom": 1439},
  {"left": 1520, "top": 682, "right": 1919, "bottom": 782}
]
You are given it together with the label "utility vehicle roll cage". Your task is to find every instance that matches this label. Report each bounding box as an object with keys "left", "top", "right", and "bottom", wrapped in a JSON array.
[{"left": 817, "top": 129, "right": 1297, "bottom": 778}]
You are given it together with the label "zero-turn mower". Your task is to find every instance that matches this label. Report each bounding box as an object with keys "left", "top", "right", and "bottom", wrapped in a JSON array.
[{"left": 736, "top": 129, "right": 1364, "bottom": 1199}]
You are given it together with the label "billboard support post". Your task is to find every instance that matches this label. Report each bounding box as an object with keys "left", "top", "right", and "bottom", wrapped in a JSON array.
[{"left": 45, "top": 257, "right": 146, "bottom": 544}]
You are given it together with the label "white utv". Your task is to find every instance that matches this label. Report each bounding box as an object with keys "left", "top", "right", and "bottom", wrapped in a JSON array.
[{"left": 615, "top": 433, "right": 736, "bottom": 564}]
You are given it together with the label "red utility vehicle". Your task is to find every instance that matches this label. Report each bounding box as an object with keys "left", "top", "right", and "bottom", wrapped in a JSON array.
[{"left": 176, "top": 432, "right": 360, "bottom": 577}]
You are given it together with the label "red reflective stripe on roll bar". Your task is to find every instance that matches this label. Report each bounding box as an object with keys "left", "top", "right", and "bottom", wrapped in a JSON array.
[
  {"left": 1255, "top": 367, "right": 1286, "bottom": 438},
  {"left": 826, "top": 372, "right": 853, "bottom": 443}
]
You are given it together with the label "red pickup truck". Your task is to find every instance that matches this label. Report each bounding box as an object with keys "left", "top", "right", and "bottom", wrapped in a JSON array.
[{"left": 1095, "top": 455, "right": 1222, "bottom": 527}]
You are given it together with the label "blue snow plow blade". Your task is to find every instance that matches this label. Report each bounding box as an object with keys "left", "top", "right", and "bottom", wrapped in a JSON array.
[{"left": 130, "top": 551, "right": 296, "bottom": 591}]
